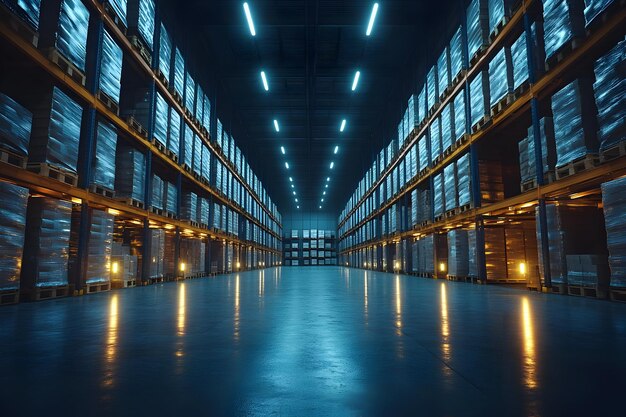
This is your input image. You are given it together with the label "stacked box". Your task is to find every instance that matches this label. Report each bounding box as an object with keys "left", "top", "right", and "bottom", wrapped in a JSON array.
[
  {"left": 408, "top": 144, "right": 417, "bottom": 180},
  {"left": 99, "top": 30, "right": 123, "bottom": 103},
  {"left": 201, "top": 144, "right": 211, "bottom": 181},
  {"left": 149, "top": 228, "right": 164, "bottom": 278},
  {"left": 602, "top": 177, "right": 626, "bottom": 287},
  {"left": 470, "top": 71, "right": 490, "bottom": 127},
  {"left": 0, "top": 92, "right": 32, "bottom": 156},
  {"left": 417, "top": 85, "right": 427, "bottom": 125},
  {"left": 91, "top": 120, "right": 117, "bottom": 190},
  {"left": 85, "top": 209, "right": 114, "bottom": 284},
  {"left": 457, "top": 154, "right": 471, "bottom": 207},
  {"left": 193, "top": 134, "right": 202, "bottom": 175},
  {"left": 167, "top": 107, "right": 180, "bottom": 157},
  {"left": 407, "top": 95, "right": 417, "bottom": 131},
  {"left": 518, "top": 137, "right": 532, "bottom": 182},
  {"left": 154, "top": 92, "right": 168, "bottom": 145},
  {"left": 181, "top": 191, "right": 198, "bottom": 222},
  {"left": 466, "top": 0, "right": 489, "bottom": 61},
  {"left": 202, "top": 95, "right": 211, "bottom": 133},
  {"left": 418, "top": 135, "right": 429, "bottom": 171},
  {"left": 123, "top": 86, "right": 151, "bottom": 129},
  {"left": 551, "top": 78, "right": 598, "bottom": 168},
  {"left": 212, "top": 203, "right": 222, "bottom": 230},
  {"left": 448, "top": 229, "right": 469, "bottom": 277},
  {"left": 0, "top": 182, "right": 29, "bottom": 291},
  {"left": 542, "top": 0, "right": 585, "bottom": 60},
  {"left": 173, "top": 47, "right": 184, "bottom": 98},
  {"left": 46, "top": 0, "right": 89, "bottom": 71},
  {"left": 2, "top": 0, "right": 41, "bottom": 29},
  {"left": 593, "top": 38, "right": 626, "bottom": 153},
  {"left": 480, "top": 160, "right": 505, "bottom": 203},
  {"left": 164, "top": 180, "right": 177, "bottom": 214},
  {"left": 151, "top": 174, "right": 163, "bottom": 209},
  {"left": 444, "top": 163, "right": 458, "bottom": 211},
  {"left": 22, "top": 197, "right": 72, "bottom": 288},
  {"left": 468, "top": 228, "right": 478, "bottom": 276},
  {"left": 418, "top": 235, "right": 435, "bottom": 274},
  {"left": 185, "top": 72, "right": 196, "bottom": 115},
  {"left": 511, "top": 31, "right": 529, "bottom": 91},
  {"left": 183, "top": 124, "right": 193, "bottom": 167},
  {"left": 488, "top": 0, "right": 515, "bottom": 35},
  {"left": 450, "top": 26, "right": 464, "bottom": 81},
  {"left": 430, "top": 118, "right": 441, "bottom": 162},
  {"left": 520, "top": 117, "right": 557, "bottom": 182},
  {"left": 434, "top": 173, "right": 445, "bottom": 217},
  {"left": 484, "top": 227, "right": 507, "bottom": 280},
  {"left": 158, "top": 23, "right": 171, "bottom": 78},
  {"left": 127, "top": 0, "right": 155, "bottom": 50},
  {"left": 583, "top": 0, "right": 614, "bottom": 26},
  {"left": 453, "top": 88, "right": 466, "bottom": 141},
  {"left": 438, "top": 47, "right": 451, "bottom": 97},
  {"left": 441, "top": 103, "right": 453, "bottom": 152},
  {"left": 30, "top": 86, "right": 81, "bottom": 173},
  {"left": 115, "top": 144, "right": 145, "bottom": 202},
  {"left": 489, "top": 47, "right": 513, "bottom": 106},
  {"left": 427, "top": 65, "right": 439, "bottom": 111}
]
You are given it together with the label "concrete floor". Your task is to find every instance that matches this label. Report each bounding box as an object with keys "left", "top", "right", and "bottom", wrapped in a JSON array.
[{"left": 1, "top": 267, "right": 626, "bottom": 417}]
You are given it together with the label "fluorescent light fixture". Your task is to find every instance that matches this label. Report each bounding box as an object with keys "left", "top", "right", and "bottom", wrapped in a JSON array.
[
  {"left": 366, "top": 3, "right": 379, "bottom": 36},
  {"left": 295, "top": 198, "right": 299, "bottom": 203},
  {"left": 352, "top": 71, "right": 361, "bottom": 91},
  {"left": 340, "top": 119, "right": 347, "bottom": 132},
  {"left": 321, "top": 198, "right": 324, "bottom": 202},
  {"left": 330, "top": 162, "right": 334, "bottom": 169},
  {"left": 285, "top": 162, "right": 289, "bottom": 169},
  {"left": 261, "top": 71, "right": 269, "bottom": 91},
  {"left": 297, "top": 205, "right": 300, "bottom": 209},
  {"left": 334, "top": 145, "right": 339, "bottom": 154},
  {"left": 289, "top": 177, "right": 293, "bottom": 182},
  {"left": 273, "top": 119, "right": 279, "bottom": 132},
  {"left": 291, "top": 184, "right": 294, "bottom": 188},
  {"left": 319, "top": 206, "right": 322, "bottom": 209},
  {"left": 326, "top": 177, "right": 330, "bottom": 182},
  {"left": 280, "top": 146, "right": 285, "bottom": 155},
  {"left": 323, "top": 191, "right": 326, "bottom": 195},
  {"left": 243, "top": 3, "right": 256, "bottom": 36},
  {"left": 325, "top": 184, "right": 328, "bottom": 188},
  {"left": 293, "top": 191, "right": 296, "bottom": 196}
]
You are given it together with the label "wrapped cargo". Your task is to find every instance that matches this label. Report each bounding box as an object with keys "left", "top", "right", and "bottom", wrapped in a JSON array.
[
  {"left": 408, "top": 95, "right": 417, "bottom": 131},
  {"left": 30, "top": 86, "right": 82, "bottom": 173},
  {"left": 128, "top": 0, "right": 155, "bottom": 50},
  {"left": 185, "top": 72, "right": 196, "bottom": 115},
  {"left": 54, "top": 0, "right": 90, "bottom": 71},
  {"left": 583, "top": 0, "right": 614, "bottom": 26},
  {"left": 182, "top": 191, "right": 198, "bottom": 222},
  {"left": 151, "top": 174, "right": 164, "bottom": 210},
  {"left": 438, "top": 47, "right": 450, "bottom": 97},
  {"left": 0, "top": 92, "right": 32, "bottom": 155},
  {"left": 441, "top": 103, "right": 453, "bottom": 153},
  {"left": 469, "top": 71, "right": 490, "bottom": 128},
  {"left": 201, "top": 144, "right": 211, "bottom": 181},
  {"left": 489, "top": 47, "right": 513, "bottom": 107},
  {"left": 453, "top": 88, "right": 466, "bottom": 141},
  {"left": 203, "top": 95, "right": 211, "bottom": 133},
  {"left": 22, "top": 196, "right": 72, "bottom": 288},
  {"left": 193, "top": 134, "right": 202, "bottom": 175},
  {"left": 149, "top": 228, "right": 164, "bottom": 279},
  {"left": 444, "top": 163, "right": 458, "bottom": 211},
  {"left": 173, "top": 48, "right": 185, "bottom": 98},
  {"left": 466, "top": 0, "right": 489, "bottom": 61},
  {"left": 167, "top": 107, "right": 180, "bottom": 157},
  {"left": 85, "top": 209, "right": 114, "bottom": 284},
  {"left": 525, "top": 117, "right": 557, "bottom": 180},
  {"left": 418, "top": 235, "right": 435, "bottom": 275},
  {"left": 115, "top": 144, "right": 145, "bottom": 202},
  {"left": 484, "top": 227, "right": 507, "bottom": 281},
  {"left": 468, "top": 228, "right": 478, "bottom": 276},
  {"left": 479, "top": 160, "right": 505, "bottom": 203},
  {"left": 427, "top": 65, "right": 438, "bottom": 111},
  {"left": 602, "top": 177, "right": 626, "bottom": 287},
  {"left": 91, "top": 120, "right": 117, "bottom": 190},
  {"left": 154, "top": 92, "right": 168, "bottom": 145},
  {"left": 3, "top": 0, "right": 41, "bottom": 29},
  {"left": 448, "top": 229, "right": 469, "bottom": 277},
  {"left": 488, "top": 0, "right": 515, "bottom": 36},
  {"left": 164, "top": 181, "right": 177, "bottom": 214},
  {"left": 99, "top": 30, "right": 123, "bottom": 104},
  {"left": 0, "top": 182, "right": 29, "bottom": 291},
  {"left": 543, "top": 0, "right": 585, "bottom": 61},
  {"left": 408, "top": 144, "right": 417, "bottom": 180},
  {"left": 198, "top": 197, "right": 209, "bottom": 226},
  {"left": 551, "top": 78, "right": 598, "bottom": 168},
  {"left": 183, "top": 124, "right": 193, "bottom": 167},
  {"left": 212, "top": 203, "right": 222, "bottom": 230},
  {"left": 106, "top": 0, "right": 127, "bottom": 26},
  {"left": 510, "top": 31, "right": 529, "bottom": 91},
  {"left": 449, "top": 26, "right": 464, "bottom": 81},
  {"left": 158, "top": 23, "right": 171, "bottom": 80},
  {"left": 434, "top": 173, "right": 445, "bottom": 218},
  {"left": 518, "top": 137, "right": 532, "bottom": 183},
  {"left": 593, "top": 38, "right": 626, "bottom": 152},
  {"left": 418, "top": 135, "right": 428, "bottom": 172},
  {"left": 417, "top": 85, "right": 427, "bottom": 125},
  {"left": 456, "top": 153, "right": 471, "bottom": 206},
  {"left": 430, "top": 117, "right": 441, "bottom": 163}
]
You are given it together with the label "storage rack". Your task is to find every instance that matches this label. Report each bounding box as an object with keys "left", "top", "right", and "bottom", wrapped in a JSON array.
[
  {"left": 283, "top": 229, "right": 337, "bottom": 266},
  {"left": 0, "top": 0, "right": 282, "bottom": 304},
  {"left": 337, "top": 0, "right": 626, "bottom": 299}
]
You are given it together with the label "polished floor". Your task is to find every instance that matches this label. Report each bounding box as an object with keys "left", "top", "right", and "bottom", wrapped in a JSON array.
[{"left": 1, "top": 267, "right": 626, "bottom": 416}]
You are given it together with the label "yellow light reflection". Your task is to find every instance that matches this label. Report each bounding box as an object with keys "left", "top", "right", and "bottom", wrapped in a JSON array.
[
  {"left": 259, "top": 269, "right": 265, "bottom": 297},
  {"left": 102, "top": 295, "right": 118, "bottom": 388},
  {"left": 521, "top": 297, "right": 537, "bottom": 390},
  {"left": 395, "top": 276, "right": 402, "bottom": 329},
  {"left": 177, "top": 284, "right": 186, "bottom": 336},
  {"left": 440, "top": 283, "right": 451, "bottom": 368},
  {"left": 234, "top": 274, "right": 240, "bottom": 342},
  {"left": 364, "top": 271, "right": 369, "bottom": 318}
]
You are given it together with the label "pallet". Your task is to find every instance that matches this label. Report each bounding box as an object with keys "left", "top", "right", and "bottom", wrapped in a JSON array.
[
  {"left": 567, "top": 284, "right": 607, "bottom": 299},
  {"left": 610, "top": 288, "right": 626, "bottom": 302},
  {"left": 420, "top": 220, "right": 432, "bottom": 228},
  {"left": 128, "top": 35, "right": 152, "bottom": 65},
  {"left": 89, "top": 184, "right": 115, "bottom": 198},
  {"left": 182, "top": 163, "right": 192, "bottom": 173},
  {"left": 416, "top": 272, "right": 434, "bottom": 279},
  {"left": 434, "top": 214, "right": 445, "bottom": 223},
  {"left": 600, "top": 141, "right": 626, "bottom": 163},
  {"left": 24, "top": 285, "right": 69, "bottom": 301},
  {"left": 149, "top": 276, "right": 165, "bottom": 284},
  {"left": 447, "top": 275, "right": 469, "bottom": 282},
  {"left": 545, "top": 38, "right": 582, "bottom": 72},
  {"left": 150, "top": 206, "right": 164, "bottom": 216},
  {"left": 585, "top": 0, "right": 626, "bottom": 34},
  {"left": 45, "top": 48, "right": 86, "bottom": 86},
  {"left": 182, "top": 219, "right": 200, "bottom": 228},
  {"left": 164, "top": 210, "right": 177, "bottom": 219},
  {"left": 199, "top": 223, "right": 209, "bottom": 230},
  {"left": 156, "top": 69, "right": 170, "bottom": 88},
  {"left": 170, "top": 89, "right": 184, "bottom": 106},
  {"left": 96, "top": 90, "right": 120, "bottom": 115},
  {"left": 165, "top": 149, "right": 179, "bottom": 164},
  {"left": 86, "top": 282, "right": 111, "bottom": 294},
  {"left": 0, "top": 289, "right": 19, "bottom": 305},
  {"left": 0, "top": 4, "right": 39, "bottom": 47},
  {"left": 151, "top": 138, "right": 166, "bottom": 154},
  {"left": 471, "top": 115, "right": 492, "bottom": 134},
  {"left": 102, "top": 1, "right": 128, "bottom": 34},
  {"left": 513, "top": 81, "right": 530, "bottom": 100},
  {"left": 444, "top": 208, "right": 460, "bottom": 218},
  {"left": 0, "top": 147, "right": 27, "bottom": 168},
  {"left": 432, "top": 154, "right": 444, "bottom": 167},
  {"left": 488, "top": 16, "right": 509, "bottom": 43},
  {"left": 520, "top": 171, "right": 556, "bottom": 193},
  {"left": 548, "top": 284, "right": 567, "bottom": 295},
  {"left": 427, "top": 102, "right": 441, "bottom": 119},
  {"left": 490, "top": 93, "right": 515, "bottom": 117},
  {"left": 469, "top": 44, "right": 488, "bottom": 67},
  {"left": 458, "top": 203, "right": 472, "bottom": 213},
  {"left": 27, "top": 162, "right": 78, "bottom": 186},
  {"left": 115, "top": 196, "right": 145, "bottom": 210},
  {"left": 111, "top": 279, "right": 136, "bottom": 289},
  {"left": 556, "top": 154, "right": 600, "bottom": 180},
  {"left": 451, "top": 69, "right": 468, "bottom": 89},
  {"left": 127, "top": 116, "right": 148, "bottom": 138}
]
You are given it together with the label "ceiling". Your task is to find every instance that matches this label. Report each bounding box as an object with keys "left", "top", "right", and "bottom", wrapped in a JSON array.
[{"left": 161, "top": 0, "right": 463, "bottom": 216}]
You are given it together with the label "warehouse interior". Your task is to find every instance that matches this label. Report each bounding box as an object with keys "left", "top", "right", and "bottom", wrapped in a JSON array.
[{"left": 1, "top": 0, "right": 626, "bottom": 415}]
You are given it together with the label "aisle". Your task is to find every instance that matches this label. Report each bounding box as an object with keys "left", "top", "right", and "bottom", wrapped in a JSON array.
[{"left": 1, "top": 267, "right": 626, "bottom": 417}]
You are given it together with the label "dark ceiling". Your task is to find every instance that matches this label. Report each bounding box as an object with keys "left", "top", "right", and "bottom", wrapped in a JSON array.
[{"left": 162, "top": 0, "right": 463, "bottom": 216}]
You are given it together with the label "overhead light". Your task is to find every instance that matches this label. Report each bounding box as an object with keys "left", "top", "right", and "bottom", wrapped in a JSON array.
[
  {"left": 261, "top": 71, "right": 269, "bottom": 91},
  {"left": 289, "top": 177, "right": 293, "bottom": 182},
  {"left": 326, "top": 177, "right": 330, "bottom": 182},
  {"left": 295, "top": 198, "right": 298, "bottom": 203},
  {"left": 340, "top": 119, "right": 347, "bottom": 132},
  {"left": 273, "top": 119, "right": 279, "bottom": 132},
  {"left": 297, "top": 205, "right": 300, "bottom": 209},
  {"left": 291, "top": 184, "right": 294, "bottom": 188},
  {"left": 334, "top": 146, "right": 339, "bottom": 154},
  {"left": 293, "top": 191, "right": 296, "bottom": 196},
  {"left": 325, "top": 184, "right": 328, "bottom": 188},
  {"left": 323, "top": 191, "right": 326, "bottom": 195},
  {"left": 243, "top": 2, "right": 256, "bottom": 36},
  {"left": 366, "top": 3, "right": 379, "bottom": 36},
  {"left": 319, "top": 206, "right": 322, "bottom": 209},
  {"left": 285, "top": 162, "right": 289, "bottom": 169},
  {"left": 321, "top": 198, "right": 324, "bottom": 202},
  {"left": 330, "top": 162, "right": 334, "bottom": 169},
  {"left": 352, "top": 71, "right": 361, "bottom": 91},
  {"left": 280, "top": 146, "right": 285, "bottom": 154}
]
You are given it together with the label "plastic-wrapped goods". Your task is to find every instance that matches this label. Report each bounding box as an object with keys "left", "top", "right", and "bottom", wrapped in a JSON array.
[
  {"left": 183, "top": 124, "right": 193, "bottom": 167},
  {"left": 164, "top": 181, "right": 177, "bottom": 214},
  {"left": 438, "top": 47, "right": 450, "bottom": 97},
  {"left": 453, "top": 88, "right": 466, "bottom": 141},
  {"left": 128, "top": 0, "right": 154, "bottom": 50},
  {"left": 158, "top": 23, "right": 171, "bottom": 80},
  {"left": 430, "top": 117, "right": 441, "bottom": 163},
  {"left": 106, "top": 0, "right": 126, "bottom": 26},
  {"left": 518, "top": 137, "right": 531, "bottom": 182},
  {"left": 30, "top": 86, "right": 82, "bottom": 173},
  {"left": 182, "top": 191, "right": 198, "bottom": 222},
  {"left": 99, "top": 30, "right": 123, "bottom": 104},
  {"left": 407, "top": 95, "right": 417, "bottom": 131},
  {"left": 22, "top": 196, "right": 71, "bottom": 287},
  {"left": 408, "top": 144, "right": 417, "bottom": 180},
  {"left": 602, "top": 177, "right": 626, "bottom": 287},
  {"left": 584, "top": 0, "right": 613, "bottom": 26},
  {"left": 593, "top": 38, "right": 626, "bottom": 152},
  {"left": 542, "top": 0, "right": 585, "bottom": 61},
  {"left": 201, "top": 144, "right": 211, "bottom": 181},
  {"left": 185, "top": 72, "right": 196, "bottom": 115},
  {"left": 469, "top": 71, "right": 490, "bottom": 128},
  {"left": 173, "top": 48, "right": 185, "bottom": 98},
  {"left": 151, "top": 174, "right": 163, "bottom": 210},
  {"left": 154, "top": 92, "right": 168, "bottom": 145},
  {"left": 2, "top": 0, "right": 41, "bottom": 29},
  {"left": 198, "top": 197, "right": 209, "bottom": 226},
  {"left": 168, "top": 107, "right": 180, "bottom": 158},
  {"left": 427, "top": 65, "right": 439, "bottom": 111},
  {"left": 448, "top": 229, "right": 469, "bottom": 277},
  {"left": 417, "top": 85, "right": 426, "bottom": 125},
  {"left": 467, "top": 228, "right": 478, "bottom": 276},
  {"left": 215, "top": 160, "right": 223, "bottom": 194},
  {"left": 449, "top": 27, "right": 464, "bottom": 82},
  {"left": 0, "top": 182, "right": 28, "bottom": 290},
  {"left": 216, "top": 119, "right": 223, "bottom": 150},
  {"left": 149, "top": 228, "right": 164, "bottom": 278},
  {"left": 212, "top": 203, "right": 222, "bottom": 230},
  {"left": 479, "top": 160, "right": 505, "bottom": 203},
  {"left": 484, "top": 227, "right": 507, "bottom": 281},
  {"left": 488, "top": 0, "right": 514, "bottom": 36},
  {"left": 441, "top": 103, "right": 453, "bottom": 153},
  {"left": 411, "top": 189, "right": 419, "bottom": 227},
  {"left": 551, "top": 78, "right": 598, "bottom": 168},
  {"left": 489, "top": 47, "right": 513, "bottom": 107},
  {"left": 55, "top": 0, "right": 89, "bottom": 71},
  {"left": 203, "top": 95, "right": 211, "bottom": 133},
  {"left": 444, "top": 163, "right": 457, "bottom": 211},
  {"left": 466, "top": 0, "right": 489, "bottom": 61},
  {"left": 91, "top": 120, "right": 117, "bottom": 190},
  {"left": 386, "top": 139, "right": 397, "bottom": 168},
  {"left": 0, "top": 92, "right": 32, "bottom": 156},
  {"left": 115, "top": 144, "right": 145, "bottom": 202},
  {"left": 526, "top": 117, "right": 557, "bottom": 180},
  {"left": 85, "top": 209, "right": 114, "bottom": 284},
  {"left": 434, "top": 173, "right": 445, "bottom": 218},
  {"left": 193, "top": 134, "right": 202, "bottom": 175},
  {"left": 418, "top": 235, "right": 435, "bottom": 274},
  {"left": 511, "top": 32, "right": 529, "bottom": 91},
  {"left": 418, "top": 135, "right": 428, "bottom": 172}
]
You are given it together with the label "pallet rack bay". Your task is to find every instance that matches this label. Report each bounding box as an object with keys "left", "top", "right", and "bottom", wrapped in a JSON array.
[{"left": 283, "top": 229, "right": 337, "bottom": 266}]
